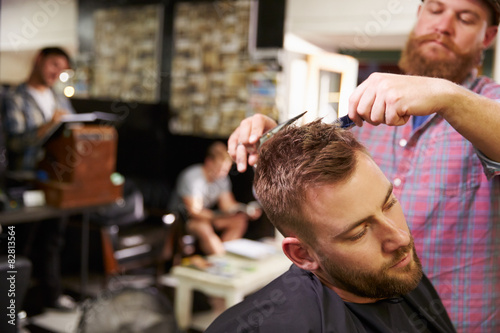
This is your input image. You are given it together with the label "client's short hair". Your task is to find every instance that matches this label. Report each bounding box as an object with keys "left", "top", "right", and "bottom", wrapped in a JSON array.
[{"left": 254, "top": 119, "right": 368, "bottom": 243}]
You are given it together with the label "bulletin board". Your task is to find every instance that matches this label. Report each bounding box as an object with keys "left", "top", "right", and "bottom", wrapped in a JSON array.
[
  {"left": 169, "top": 0, "right": 279, "bottom": 137},
  {"left": 91, "top": 4, "right": 163, "bottom": 103}
]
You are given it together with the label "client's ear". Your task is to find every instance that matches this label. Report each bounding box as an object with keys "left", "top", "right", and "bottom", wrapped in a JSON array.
[{"left": 282, "top": 237, "right": 319, "bottom": 271}]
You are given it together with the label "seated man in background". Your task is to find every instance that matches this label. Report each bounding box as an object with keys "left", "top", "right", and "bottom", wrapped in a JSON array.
[
  {"left": 206, "top": 120, "right": 456, "bottom": 332},
  {"left": 169, "top": 141, "right": 261, "bottom": 255}
]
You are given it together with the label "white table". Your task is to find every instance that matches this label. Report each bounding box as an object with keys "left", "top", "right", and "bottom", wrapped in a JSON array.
[{"left": 170, "top": 249, "right": 291, "bottom": 331}]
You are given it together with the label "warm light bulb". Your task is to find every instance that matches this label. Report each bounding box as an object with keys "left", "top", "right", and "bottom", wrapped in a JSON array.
[
  {"left": 63, "top": 85, "right": 75, "bottom": 97},
  {"left": 59, "top": 72, "right": 70, "bottom": 82}
]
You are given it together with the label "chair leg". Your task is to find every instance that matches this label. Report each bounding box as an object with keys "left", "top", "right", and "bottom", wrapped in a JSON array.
[
  {"left": 159, "top": 218, "right": 189, "bottom": 268},
  {"left": 100, "top": 227, "right": 120, "bottom": 281}
]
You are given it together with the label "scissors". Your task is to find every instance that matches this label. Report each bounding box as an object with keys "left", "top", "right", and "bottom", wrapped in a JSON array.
[
  {"left": 258, "top": 112, "right": 356, "bottom": 149},
  {"left": 258, "top": 111, "right": 307, "bottom": 149}
]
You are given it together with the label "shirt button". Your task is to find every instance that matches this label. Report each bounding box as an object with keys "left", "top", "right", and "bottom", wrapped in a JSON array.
[
  {"left": 399, "top": 139, "right": 407, "bottom": 147},
  {"left": 394, "top": 178, "right": 402, "bottom": 187}
]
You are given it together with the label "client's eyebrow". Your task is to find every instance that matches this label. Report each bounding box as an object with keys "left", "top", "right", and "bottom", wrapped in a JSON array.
[{"left": 334, "top": 183, "right": 394, "bottom": 239}]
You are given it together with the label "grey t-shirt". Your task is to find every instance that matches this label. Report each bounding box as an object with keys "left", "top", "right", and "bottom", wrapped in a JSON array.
[{"left": 169, "top": 164, "right": 231, "bottom": 212}]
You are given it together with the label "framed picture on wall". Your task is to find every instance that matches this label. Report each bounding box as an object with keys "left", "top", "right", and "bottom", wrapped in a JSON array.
[{"left": 168, "top": 1, "right": 280, "bottom": 137}]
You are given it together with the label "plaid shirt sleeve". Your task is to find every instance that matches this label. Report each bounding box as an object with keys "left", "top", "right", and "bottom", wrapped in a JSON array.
[
  {"left": 3, "top": 86, "right": 39, "bottom": 152},
  {"left": 3, "top": 84, "right": 75, "bottom": 171}
]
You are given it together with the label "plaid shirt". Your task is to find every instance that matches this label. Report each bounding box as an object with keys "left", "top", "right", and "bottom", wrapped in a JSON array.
[
  {"left": 353, "top": 73, "right": 500, "bottom": 333},
  {"left": 3, "top": 83, "right": 74, "bottom": 171}
]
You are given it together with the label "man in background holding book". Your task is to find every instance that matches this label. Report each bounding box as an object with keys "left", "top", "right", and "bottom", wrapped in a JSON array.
[
  {"left": 2, "top": 46, "right": 77, "bottom": 312},
  {"left": 3, "top": 47, "right": 74, "bottom": 172}
]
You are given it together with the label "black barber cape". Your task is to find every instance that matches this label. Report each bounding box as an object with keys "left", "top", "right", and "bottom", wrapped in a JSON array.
[{"left": 205, "top": 264, "right": 456, "bottom": 333}]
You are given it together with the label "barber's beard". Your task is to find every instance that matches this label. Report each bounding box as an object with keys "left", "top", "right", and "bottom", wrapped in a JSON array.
[
  {"left": 320, "top": 237, "right": 423, "bottom": 299},
  {"left": 398, "top": 31, "right": 483, "bottom": 84}
]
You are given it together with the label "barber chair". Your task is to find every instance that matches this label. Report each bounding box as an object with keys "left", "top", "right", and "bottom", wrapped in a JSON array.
[
  {"left": 0, "top": 255, "right": 31, "bottom": 333},
  {"left": 90, "top": 180, "right": 171, "bottom": 284},
  {"left": 159, "top": 209, "right": 197, "bottom": 267},
  {"left": 126, "top": 179, "right": 192, "bottom": 270}
]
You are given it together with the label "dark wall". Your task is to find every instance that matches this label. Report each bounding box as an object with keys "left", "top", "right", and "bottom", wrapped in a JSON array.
[
  {"left": 70, "top": 97, "right": 261, "bottom": 237},
  {"left": 70, "top": 98, "right": 230, "bottom": 207}
]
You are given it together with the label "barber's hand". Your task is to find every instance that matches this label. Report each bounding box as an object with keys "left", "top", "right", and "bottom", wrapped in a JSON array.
[
  {"left": 348, "top": 73, "right": 446, "bottom": 127},
  {"left": 228, "top": 114, "right": 278, "bottom": 172}
]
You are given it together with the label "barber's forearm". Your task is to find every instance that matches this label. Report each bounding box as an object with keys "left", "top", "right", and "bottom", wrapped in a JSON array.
[{"left": 437, "top": 85, "right": 500, "bottom": 162}]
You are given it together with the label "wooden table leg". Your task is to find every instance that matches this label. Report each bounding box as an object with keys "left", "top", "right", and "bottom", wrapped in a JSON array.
[{"left": 175, "top": 281, "right": 193, "bottom": 330}]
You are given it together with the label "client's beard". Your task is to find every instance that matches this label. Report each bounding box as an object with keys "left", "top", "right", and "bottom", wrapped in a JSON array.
[
  {"left": 319, "top": 236, "right": 423, "bottom": 299},
  {"left": 398, "top": 31, "right": 483, "bottom": 84}
]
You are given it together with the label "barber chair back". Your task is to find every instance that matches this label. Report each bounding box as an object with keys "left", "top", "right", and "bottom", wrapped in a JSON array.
[{"left": 90, "top": 180, "right": 168, "bottom": 282}]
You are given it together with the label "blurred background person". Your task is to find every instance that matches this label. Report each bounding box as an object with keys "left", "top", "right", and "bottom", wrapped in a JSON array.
[
  {"left": 2, "top": 46, "right": 77, "bottom": 312},
  {"left": 169, "top": 141, "right": 261, "bottom": 255}
]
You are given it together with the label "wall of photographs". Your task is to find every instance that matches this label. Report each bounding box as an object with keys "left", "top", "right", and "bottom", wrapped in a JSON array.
[
  {"left": 169, "top": 0, "right": 280, "bottom": 137},
  {"left": 90, "top": 4, "right": 163, "bottom": 103}
]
